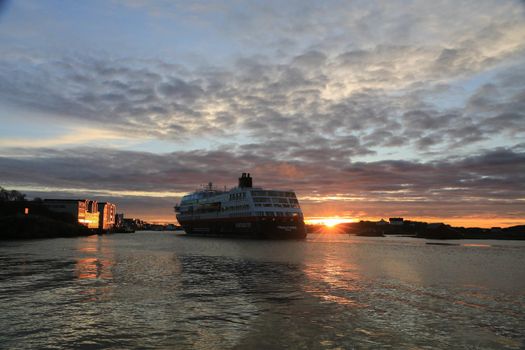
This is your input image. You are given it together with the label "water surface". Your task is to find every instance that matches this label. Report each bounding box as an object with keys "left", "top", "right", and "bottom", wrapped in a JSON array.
[{"left": 1, "top": 233, "right": 524, "bottom": 349}]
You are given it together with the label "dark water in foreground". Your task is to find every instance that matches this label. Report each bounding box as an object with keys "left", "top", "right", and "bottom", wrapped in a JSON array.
[{"left": 1, "top": 233, "right": 524, "bottom": 349}]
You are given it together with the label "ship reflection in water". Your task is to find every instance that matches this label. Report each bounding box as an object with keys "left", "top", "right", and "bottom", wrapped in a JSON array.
[{"left": 0, "top": 233, "right": 524, "bottom": 349}]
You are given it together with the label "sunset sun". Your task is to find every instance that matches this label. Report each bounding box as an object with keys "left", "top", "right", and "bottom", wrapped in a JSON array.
[
  {"left": 323, "top": 218, "right": 343, "bottom": 227},
  {"left": 307, "top": 217, "right": 356, "bottom": 228}
]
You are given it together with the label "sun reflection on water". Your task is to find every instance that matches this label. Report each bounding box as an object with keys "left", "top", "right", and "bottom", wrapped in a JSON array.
[
  {"left": 75, "top": 235, "right": 114, "bottom": 280},
  {"left": 302, "top": 254, "right": 365, "bottom": 307},
  {"left": 73, "top": 235, "right": 115, "bottom": 302},
  {"left": 75, "top": 257, "right": 113, "bottom": 280},
  {"left": 75, "top": 236, "right": 115, "bottom": 280}
]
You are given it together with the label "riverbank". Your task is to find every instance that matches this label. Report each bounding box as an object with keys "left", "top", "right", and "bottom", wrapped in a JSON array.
[
  {"left": 0, "top": 215, "right": 93, "bottom": 240},
  {"left": 309, "top": 220, "right": 525, "bottom": 240}
]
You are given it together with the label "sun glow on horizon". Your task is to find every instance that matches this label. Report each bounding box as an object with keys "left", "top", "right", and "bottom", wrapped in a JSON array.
[{"left": 306, "top": 217, "right": 357, "bottom": 227}]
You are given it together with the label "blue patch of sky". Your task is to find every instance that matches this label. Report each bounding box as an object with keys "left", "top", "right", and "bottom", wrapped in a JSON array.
[
  {"left": 0, "top": 0, "right": 241, "bottom": 66},
  {"left": 427, "top": 60, "right": 518, "bottom": 111},
  {"left": 0, "top": 108, "right": 68, "bottom": 139}
]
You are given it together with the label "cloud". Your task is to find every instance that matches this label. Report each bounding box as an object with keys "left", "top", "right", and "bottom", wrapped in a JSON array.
[
  {"left": 0, "top": 146, "right": 523, "bottom": 221},
  {"left": 1, "top": 0, "right": 525, "bottom": 223},
  {"left": 2, "top": 3, "right": 525, "bottom": 155},
  {"left": 0, "top": 126, "right": 129, "bottom": 148},
  {"left": 157, "top": 78, "right": 204, "bottom": 102}
]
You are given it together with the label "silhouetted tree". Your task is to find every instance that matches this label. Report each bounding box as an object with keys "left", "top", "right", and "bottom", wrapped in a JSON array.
[{"left": 0, "top": 187, "right": 26, "bottom": 201}]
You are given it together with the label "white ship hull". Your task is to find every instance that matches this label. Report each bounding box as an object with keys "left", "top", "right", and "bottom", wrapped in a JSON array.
[{"left": 175, "top": 174, "right": 306, "bottom": 239}]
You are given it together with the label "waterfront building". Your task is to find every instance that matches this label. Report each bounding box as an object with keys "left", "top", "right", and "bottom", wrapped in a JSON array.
[
  {"left": 44, "top": 199, "right": 100, "bottom": 229},
  {"left": 389, "top": 217, "right": 404, "bottom": 225},
  {"left": 115, "top": 213, "right": 124, "bottom": 227},
  {"left": 98, "top": 202, "right": 116, "bottom": 230},
  {"left": 377, "top": 219, "right": 388, "bottom": 226}
]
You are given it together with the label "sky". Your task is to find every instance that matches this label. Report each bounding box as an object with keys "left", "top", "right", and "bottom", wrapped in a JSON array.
[{"left": 0, "top": 0, "right": 524, "bottom": 227}]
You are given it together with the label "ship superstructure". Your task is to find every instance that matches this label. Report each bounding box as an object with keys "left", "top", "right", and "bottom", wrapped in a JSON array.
[{"left": 174, "top": 173, "right": 306, "bottom": 239}]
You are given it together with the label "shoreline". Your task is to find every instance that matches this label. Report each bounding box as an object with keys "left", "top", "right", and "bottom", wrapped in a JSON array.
[{"left": 0, "top": 215, "right": 94, "bottom": 240}]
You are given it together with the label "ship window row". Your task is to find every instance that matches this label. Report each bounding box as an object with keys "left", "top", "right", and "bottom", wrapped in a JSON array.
[
  {"left": 253, "top": 197, "right": 299, "bottom": 204},
  {"left": 195, "top": 207, "right": 221, "bottom": 214},
  {"left": 251, "top": 191, "right": 296, "bottom": 198},
  {"left": 223, "top": 204, "right": 250, "bottom": 211},
  {"left": 258, "top": 212, "right": 301, "bottom": 217},
  {"left": 183, "top": 192, "right": 209, "bottom": 201},
  {"left": 253, "top": 197, "right": 268, "bottom": 203},
  {"left": 229, "top": 192, "right": 246, "bottom": 201},
  {"left": 254, "top": 203, "right": 300, "bottom": 208}
]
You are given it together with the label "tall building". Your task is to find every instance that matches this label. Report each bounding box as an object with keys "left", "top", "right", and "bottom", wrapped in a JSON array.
[
  {"left": 115, "top": 213, "right": 124, "bottom": 228},
  {"left": 44, "top": 199, "right": 100, "bottom": 229},
  {"left": 97, "top": 202, "right": 116, "bottom": 230}
]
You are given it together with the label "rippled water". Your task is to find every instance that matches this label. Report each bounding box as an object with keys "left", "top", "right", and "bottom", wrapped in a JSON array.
[{"left": 1, "top": 233, "right": 524, "bottom": 349}]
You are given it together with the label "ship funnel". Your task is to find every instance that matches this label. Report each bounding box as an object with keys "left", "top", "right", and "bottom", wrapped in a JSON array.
[{"left": 238, "top": 173, "right": 253, "bottom": 188}]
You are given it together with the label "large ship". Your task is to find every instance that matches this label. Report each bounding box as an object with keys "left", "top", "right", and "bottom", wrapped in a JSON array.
[{"left": 174, "top": 173, "right": 306, "bottom": 239}]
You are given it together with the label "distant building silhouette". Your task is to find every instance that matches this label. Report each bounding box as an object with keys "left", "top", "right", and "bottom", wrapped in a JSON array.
[
  {"left": 377, "top": 218, "right": 388, "bottom": 226},
  {"left": 389, "top": 217, "right": 404, "bottom": 225}
]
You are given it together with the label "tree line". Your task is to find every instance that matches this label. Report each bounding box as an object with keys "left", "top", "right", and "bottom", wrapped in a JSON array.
[{"left": 0, "top": 186, "right": 27, "bottom": 202}]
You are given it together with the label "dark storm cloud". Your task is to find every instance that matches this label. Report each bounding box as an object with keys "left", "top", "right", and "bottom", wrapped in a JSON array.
[{"left": 1, "top": 146, "right": 523, "bottom": 208}]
